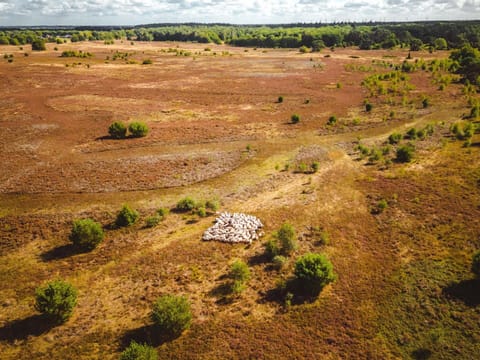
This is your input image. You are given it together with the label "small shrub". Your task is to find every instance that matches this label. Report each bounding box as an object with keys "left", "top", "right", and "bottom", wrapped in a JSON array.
[
  {"left": 120, "top": 341, "right": 158, "bottom": 360},
  {"left": 374, "top": 199, "right": 389, "bottom": 214},
  {"left": 156, "top": 207, "right": 170, "bottom": 219},
  {"left": 272, "top": 255, "right": 287, "bottom": 270},
  {"left": 291, "top": 114, "right": 300, "bottom": 124},
  {"left": 294, "top": 253, "right": 336, "bottom": 295},
  {"left": 396, "top": 144, "right": 415, "bottom": 163},
  {"left": 109, "top": 121, "right": 127, "bottom": 139},
  {"left": 405, "top": 128, "right": 418, "bottom": 140},
  {"left": 277, "top": 223, "right": 297, "bottom": 256},
  {"left": 116, "top": 204, "right": 139, "bottom": 227},
  {"left": 176, "top": 197, "right": 196, "bottom": 212},
  {"left": 422, "top": 97, "right": 429, "bottom": 108},
  {"left": 297, "top": 163, "right": 308, "bottom": 173},
  {"left": 265, "top": 239, "right": 280, "bottom": 260},
  {"left": 388, "top": 132, "right": 402, "bottom": 144},
  {"left": 35, "top": 280, "right": 78, "bottom": 323},
  {"left": 128, "top": 122, "right": 149, "bottom": 138},
  {"left": 145, "top": 215, "right": 161, "bottom": 228},
  {"left": 327, "top": 115, "right": 337, "bottom": 125},
  {"left": 205, "top": 199, "right": 219, "bottom": 212},
  {"left": 365, "top": 102, "right": 373, "bottom": 112},
  {"left": 472, "top": 251, "right": 480, "bottom": 277},
  {"left": 278, "top": 96, "right": 283, "bottom": 103},
  {"left": 151, "top": 295, "right": 192, "bottom": 337},
  {"left": 228, "top": 260, "right": 250, "bottom": 294},
  {"left": 69, "top": 218, "right": 104, "bottom": 251},
  {"left": 31, "top": 39, "right": 46, "bottom": 51},
  {"left": 142, "top": 59, "right": 153, "bottom": 65},
  {"left": 196, "top": 207, "right": 207, "bottom": 217},
  {"left": 299, "top": 45, "right": 310, "bottom": 53},
  {"left": 311, "top": 161, "right": 319, "bottom": 173}
]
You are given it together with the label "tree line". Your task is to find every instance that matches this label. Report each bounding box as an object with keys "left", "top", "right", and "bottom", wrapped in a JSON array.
[{"left": 1, "top": 22, "right": 479, "bottom": 51}]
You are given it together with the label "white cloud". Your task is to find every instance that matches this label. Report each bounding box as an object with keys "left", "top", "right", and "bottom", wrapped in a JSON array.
[{"left": 0, "top": 0, "right": 478, "bottom": 25}]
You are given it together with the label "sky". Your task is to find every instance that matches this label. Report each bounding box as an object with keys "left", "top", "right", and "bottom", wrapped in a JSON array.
[{"left": 0, "top": 0, "right": 479, "bottom": 26}]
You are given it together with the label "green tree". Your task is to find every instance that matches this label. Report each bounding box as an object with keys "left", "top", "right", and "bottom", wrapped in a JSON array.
[
  {"left": 31, "top": 38, "right": 46, "bottom": 51},
  {"left": 291, "top": 114, "right": 300, "bottom": 124},
  {"left": 35, "top": 280, "right": 78, "bottom": 323},
  {"left": 116, "top": 204, "right": 139, "bottom": 227},
  {"left": 434, "top": 37, "right": 448, "bottom": 50},
  {"left": 277, "top": 223, "right": 297, "bottom": 256},
  {"left": 228, "top": 260, "right": 251, "bottom": 294},
  {"left": 294, "top": 253, "right": 336, "bottom": 295},
  {"left": 120, "top": 341, "right": 158, "bottom": 360},
  {"left": 450, "top": 45, "right": 480, "bottom": 84},
  {"left": 151, "top": 295, "right": 192, "bottom": 337},
  {"left": 396, "top": 144, "right": 415, "bottom": 163},
  {"left": 109, "top": 121, "right": 127, "bottom": 139},
  {"left": 69, "top": 218, "right": 104, "bottom": 251},
  {"left": 128, "top": 122, "right": 149, "bottom": 137}
]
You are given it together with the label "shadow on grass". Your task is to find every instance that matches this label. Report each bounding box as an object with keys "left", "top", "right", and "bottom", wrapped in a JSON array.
[
  {"left": 411, "top": 348, "right": 432, "bottom": 360},
  {"left": 207, "top": 282, "right": 235, "bottom": 305},
  {"left": 248, "top": 252, "right": 270, "bottom": 267},
  {"left": 0, "top": 314, "right": 54, "bottom": 342},
  {"left": 442, "top": 279, "right": 480, "bottom": 307},
  {"left": 40, "top": 244, "right": 78, "bottom": 261},
  {"left": 262, "top": 278, "right": 321, "bottom": 307},
  {"left": 120, "top": 324, "right": 179, "bottom": 349}
]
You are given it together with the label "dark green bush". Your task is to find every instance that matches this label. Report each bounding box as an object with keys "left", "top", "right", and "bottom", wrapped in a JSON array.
[
  {"left": 388, "top": 132, "right": 402, "bottom": 144},
  {"left": 228, "top": 260, "right": 250, "bottom": 294},
  {"left": 278, "top": 96, "right": 284, "bottom": 103},
  {"left": 145, "top": 215, "right": 161, "bottom": 228},
  {"left": 156, "top": 207, "right": 170, "bottom": 219},
  {"left": 405, "top": 128, "right": 418, "bottom": 140},
  {"left": 31, "top": 39, "right": 46, "bottom": 51},
  {"left": 35, "top": 280, "right": 78, "bottom": 323},
  {"left": 205, "top": 200, "right": 219, "bottom": 212},
  {"left": 129, "top": 122, "right": 149, "bottom": 137},
  {"left": 291, "top": 114, "right": 300, "bottom": 124},
  {"left": 142, "top": 59, "right": 153, "bottom": 65},
  {"left": 422, "top": 97, "right": 430, "bottom": 108},
  {"left": 327, "top": 115, "right": 337, "bottom": 125},
  {"left": 311, "top": 162, "right": 319, "bottom": 173},
  {"left": 120, "top": 341, "right": 158, "bottom": 360},
  {"left": 175, "top": 197, "right": 196, "bottom": 212},
  {"left": 151, "top": 295, "right": 192, "bottom": 336},
  {"left": 109, "top": 121, "right": 127, "bottom": 139},
  {"left": 294, "top": 253, "right": 336, "bottom": 294},
  {"left": 116, "top": 204, "right": 139, "bottom": 227},
  {"left": 69, "top": 218, "right": 104, "bottom": 251},
  {"left": 365, "top": 102, "right": 373, "bottom": 112},
  {"left": 396, "top": 144, "right": 415, "bottom": 163},
  {"left": 278, "top": 223, "right": 297, "bottom": 256},
  {"left": 264, "top": 238, "right": 280, "bottom": 260},
  {"left": 472, "top": 251, "right": 480, "bottom": 277}
]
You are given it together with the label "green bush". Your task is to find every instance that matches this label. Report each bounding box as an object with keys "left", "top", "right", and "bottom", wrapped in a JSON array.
[
  {"left": 472, "top": 251, "right": 480, "bottom": 277},
  {"left": 327, "top": 115, "right": 337, "bottom": 125},
  {"left": 291, "top": 114, "right": 300, "bottom": 124},
  {"left": 422, "top": 97, "right": 430, "bottom": 108},
  {"left": 365, "top": 102, "right": 373, "bottom": 112},
  {"left": 175, "top": 197, "right": 196, "bottom": 212},
  {"left": 205, "top": 199, "right": 219, "bottom": 212},
  {"left": 145, "top": 215, "right": 161, "bottom": 228},
  {"left": 388, "top": 132, "right": 402, "bottom": 144},
  {"left": 294, "top": 253, "right": 336, "bottom": 294},
  {"left": 396, "top": 144, "right": 415, "bottom": 163},
  {"left": 278, "top": 96, "right": 284, "bottom": 103},
  {"left": 31, "top": 39, "right": 46, "bottom": 51},
  {"left": 156, "top": 207, "right": 170, "bottom": 219},
  {"left": 228, "top": 260, "right": 250, "bottom": 294},
  {"left": 109, "top": 121, "right": 127, "bottom": 139},
  {"left": 69, "top": 218, "right": 104, "bottom": 251},
  {"left": 116, "top": 204, "right": 139, "bottom": 227},
  {"left": 278, "top": 223, "right": 297, "bottom": 256},
  {"left": 311, "top": 162, "right": 319, "bottom": 173},
  {"left": 272, "top": 255, "right": 287, "bottom": 270},
  {"left": 120, "top": 341, "right": 158, "bottom": 360},
  {"left": 264, "top": 238, "right": 280, "bottom": 260},
  {"left": 35, "top": 280, "right": 78, "bottom": 323},
  {"left": 142, "top": 59, "right": 153, "bottom": 65},
  {"left": 129, "top": 122, "right": 149, "bottom": 138},
  {"left": 405, "top": 128, "right": 418, "bottom": 140},
  {"left": 196, "top": 207, "right": 207, "bottom": 217},
  {"left": 151, "top": 295, "right": 192, "bottom": 337}
]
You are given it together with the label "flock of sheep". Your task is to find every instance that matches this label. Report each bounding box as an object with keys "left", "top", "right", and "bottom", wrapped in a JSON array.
[{"left": 202, "top": 212, "right": 264, "bottom": 244}]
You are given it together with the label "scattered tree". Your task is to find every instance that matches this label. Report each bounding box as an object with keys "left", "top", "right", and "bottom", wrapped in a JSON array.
[
  {"left": 120, "top": 341, "right": 158, "bottom": 360},
  {"left": 129, "top": 122, "right": 149, "bottom": 138},
  {"left": 294, "top": 253, "right": 336, "bottom": 295},
  {"left": 116, "top": 204, "right": 139, "bottom": 227},
  {"left": 151, "top": 295, "right": 192, "bottom": 337},
  {"left": 69, "top": 218, "right": 104, "bottom": 251},
  {"left": 291, "top": 114, "right": 300, "bottom": 124},
  {"left": 31, "top": 39, "right": 46, "bottom": 51},
  {"left": 35, "top": 280, "right": 78, "bottom": 324},
  {"left": 109, "top": 121, "right": 127, "bottom": 139},
  {"left": 228, "top": 260, "right": 251, "bottom": 294},
  {"left": 277, "top": 223, "right": 297, "bottom": 256},
  {"left": 396, "top": 144, "right": 415, "bottom": 163}
]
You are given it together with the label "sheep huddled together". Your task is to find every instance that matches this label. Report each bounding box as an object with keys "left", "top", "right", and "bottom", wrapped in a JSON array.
[{"left": 202, "top": 212, "right": 264, "bottom": 244}]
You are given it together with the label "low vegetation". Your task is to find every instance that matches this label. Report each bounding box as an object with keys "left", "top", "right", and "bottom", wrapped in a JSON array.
[
  {"left": 151, "top": 295, "right": 192, "bottom": 337},
  {"left": 34, "top": 280, "right": 78, "bottom": 324},
  {"left": 115, "top": 204, "right": 139, "bottom": 227},
  {"left": 69, "top": 218, "right": 104, "bottom": 251},
  {"left": 120, "top": 341, "right": 158, "bottom": 360}
]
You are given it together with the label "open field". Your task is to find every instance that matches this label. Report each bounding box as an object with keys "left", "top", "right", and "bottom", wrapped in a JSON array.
[{"left": 0, "top": 40, "right": 479, "bottom": 359}]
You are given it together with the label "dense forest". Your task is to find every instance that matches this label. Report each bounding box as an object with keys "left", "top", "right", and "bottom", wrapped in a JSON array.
[{"left": 1, "top": 21, "right": 480, "bottom": 51}]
